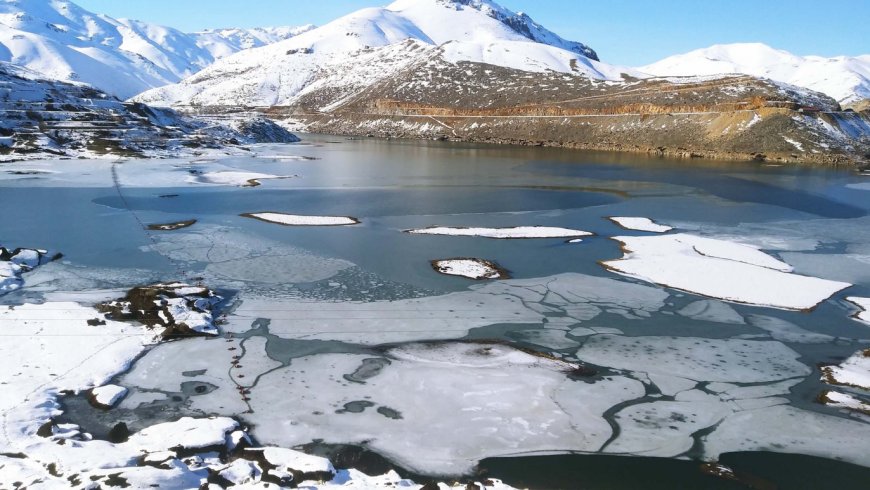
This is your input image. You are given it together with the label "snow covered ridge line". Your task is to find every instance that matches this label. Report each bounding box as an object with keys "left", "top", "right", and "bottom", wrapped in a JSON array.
[
  {"left": 602, "top": 234, "right": 852, "bottom": 311},
  {"left": 97, "top": 282, "right": 223, "bottom": 338},
  {"left": 406, "top": 226, "right": 593, "bottom": 239},
  {"left": 0, "top": 245, "right": 61, "bottom": 294},
  {"left": 0, "top": 0, "right": 313, "bottom": 98},
  {"left": 242, "top": 212, "right": 361, "bottom": 226},
  {"left": 432, "top": 258, "right": 510, "bottom": 280}
]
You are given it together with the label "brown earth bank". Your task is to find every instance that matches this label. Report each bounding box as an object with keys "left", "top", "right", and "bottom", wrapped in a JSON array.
[{"left": 175, "top": 62, "right": 870, "bottom": 166}]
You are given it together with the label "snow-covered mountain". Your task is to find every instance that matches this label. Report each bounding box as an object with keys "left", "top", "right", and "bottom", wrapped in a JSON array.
[
  {"left": 135, "top": 0, "right": 635, "bottom": 108},
  {"left": 640, "top": 43, "right": 870, "bottom": 109},
  {"left": 0, "top": 0, "right": 312, "bottom": 98}
]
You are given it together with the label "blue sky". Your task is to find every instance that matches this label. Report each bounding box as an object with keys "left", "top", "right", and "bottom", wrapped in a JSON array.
[{"left": 75, "top": 0, "right": 870, "bottom": 66}]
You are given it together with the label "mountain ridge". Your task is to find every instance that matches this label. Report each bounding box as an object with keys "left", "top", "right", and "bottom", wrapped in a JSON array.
[
  {"left": 0, "top": 0, "right": 313, "bottom": 98},
  {"left": 640, "top": 43, "right": 870, "bottom": 109}
]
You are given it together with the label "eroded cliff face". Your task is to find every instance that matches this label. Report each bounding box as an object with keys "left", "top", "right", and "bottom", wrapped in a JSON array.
[
  {"left": 178, "top": 56, "right": 868, "bottom": 165},
  {"left": 262, "top": 62, "right": 867, "bottom": 165}
]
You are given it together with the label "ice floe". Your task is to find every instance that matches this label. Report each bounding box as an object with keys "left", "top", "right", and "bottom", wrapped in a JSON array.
[
  {"left": 847, "top": 297, "right": 870, "bottom": 325},
  {"left": 821, "top": 349, "right": 870, "bottom": 390},
  {"left": 0, "top": 297, "right": 520, "bottom": 488},
  {"left": 242, "top": 212, "right": 360, "bottom": 226},
  {"left": 677, "top": 300, "right": 745, "bottom": 324},
  {"left": 188, "top": 171, "right": 289, "bottom": 187},
  {"left": 746, "top": 315, "right": 835, "bottom": 344},
  {"left": 244, "top": 342, "right": 645, "bottom": 475},
  {"left": 223, "top": 273, "right": 668, "bottom": 344},
  {"left": 603, "top": 234, "right": 852, "bottom": 310},
  {"left": 431, "top": 258, "right": 509, "bottom": 280},
  {"left": 702, "top": 405, "right": 870, "bottom": 468},
  {"left": 90, "top": 384, "right": 129, "bottom": 409},
  {"left": 818, "top": 390, "right": 870, "bottom": 414},
  {"left": 406, "top": 226, "right": 593, "bottom": 239},
  {"left": 608, "top": 216, "right": 674, "bottom": 233},
  {"left": 147, "top": 225, "right": 355, "bottom": 285},
  {"left": 577, "top": 335, "right": 811, "bottom": 383}
]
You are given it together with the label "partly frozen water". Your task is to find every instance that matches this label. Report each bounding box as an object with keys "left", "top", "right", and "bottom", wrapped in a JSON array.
[{"left": 2, "top": 135, "right": 870, "bottom": 486}]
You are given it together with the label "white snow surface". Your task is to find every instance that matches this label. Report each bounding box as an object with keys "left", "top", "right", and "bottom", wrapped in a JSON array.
[
  {"left": 823, "top": 391, "right": 870, "bottom": 413},
  {"left": 822, "top": 349, "right": 870, "bottom": 390},
  {"left": 640, "top": 43, "right": 870, "bottom": 106},
  {"left": 90, "top": 384, "right": 128, "bottom": 408},
  {"left": 432, "top": 258, "right": 505, "bottom": 279},
  {"left": 244, "top": 212, "right": 359, "bottom": 226},
  {"left": 603, "top": 234, "right": 851, "bottom": 310},
  {"left": 407, "top": 225, "right": 593, "bottom": 239},
  {"left": 134, "top": 0, "right": 637, "bottom": 108},
  {"left": 0, "top": 299, "right": 519, "bottom": 489},
  {"left": 609, "top": 216, "right": 674, "bottom": 233},
  {"left": 0, "top": 0, "right": 312, "bottom": 98},
  {"left": 189, "top": 171, "right": 288, "bottom": 187}
]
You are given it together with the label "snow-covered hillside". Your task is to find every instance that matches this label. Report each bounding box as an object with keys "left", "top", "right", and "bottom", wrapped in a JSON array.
[
  {"left": 0, "top": 61, "right": 298, "bottom": 160},
  {"left": 641, "top": 43, "right": 870, "bottom": 108},
  {"left": 135, "top": 0, "right": 633, "bottom": 108},
  {"left": 0, "top": 0, "right": 311, "bottom": 98}
]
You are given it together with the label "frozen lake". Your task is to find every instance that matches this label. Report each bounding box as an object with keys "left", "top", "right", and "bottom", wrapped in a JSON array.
[{"left": 2, "top": 135, "right": 870, "bottom": 487}]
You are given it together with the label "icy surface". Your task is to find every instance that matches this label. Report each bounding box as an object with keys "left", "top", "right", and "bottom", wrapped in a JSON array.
[
  {"left": 603, "top": 234, "right": 851, "bottom": 310},
  {"left": 407, "top": 225, "right": 593, "bottom": 239},
  {"left": 223, "top": 272, "right": 668, "bottom": 344},
  {"left": 702, "top": 405, "right": 870, "bottom": 467},
  {"left": 243, "top": 212, "right": 360, "bottom": 226},
  {"left": 577, "top": 335, "right": 811, "bottom": 383},
  {"left": 245, "top": 342, "right": 645, "bottom": 475},
  {"left": 609, "top": 217, "right": 674, "bottom": 233}
]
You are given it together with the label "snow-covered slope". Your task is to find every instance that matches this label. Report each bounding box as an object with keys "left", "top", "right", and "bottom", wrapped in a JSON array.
[
  {"left": 0, "top": 61, "right": 298, "bottom": 160},
  {"left": 135, "top": 0, "right": 634, "bottom": 108},
  {"left": 0, "top": 0, "right": 311, "bottom": 98},
  {"left": 640, "top": 43, "right": 870, "bottom": 108}
]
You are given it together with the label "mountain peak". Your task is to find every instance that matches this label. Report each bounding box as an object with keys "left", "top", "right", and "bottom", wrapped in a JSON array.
[{"left": 387, "top": 0, "right": 598, "bottom": 60}]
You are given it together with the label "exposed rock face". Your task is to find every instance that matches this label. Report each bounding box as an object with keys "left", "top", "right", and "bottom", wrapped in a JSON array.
[
  {"left": 442, "top": 0, "right": 599, "bottom": 60},
  {"left": 270, "top": 60, "right": 869, "bottom": 165}
]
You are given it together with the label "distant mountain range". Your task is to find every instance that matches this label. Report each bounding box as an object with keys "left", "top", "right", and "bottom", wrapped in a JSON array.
[
  {"left": 641, "top": 43, "right": 870, "bottom": 110},
  {"left": 0, "top": 0, "right": 312, "bottom": 98},
  {"left": 134, "top": 0, "right": 633, "bottom": 108}
]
